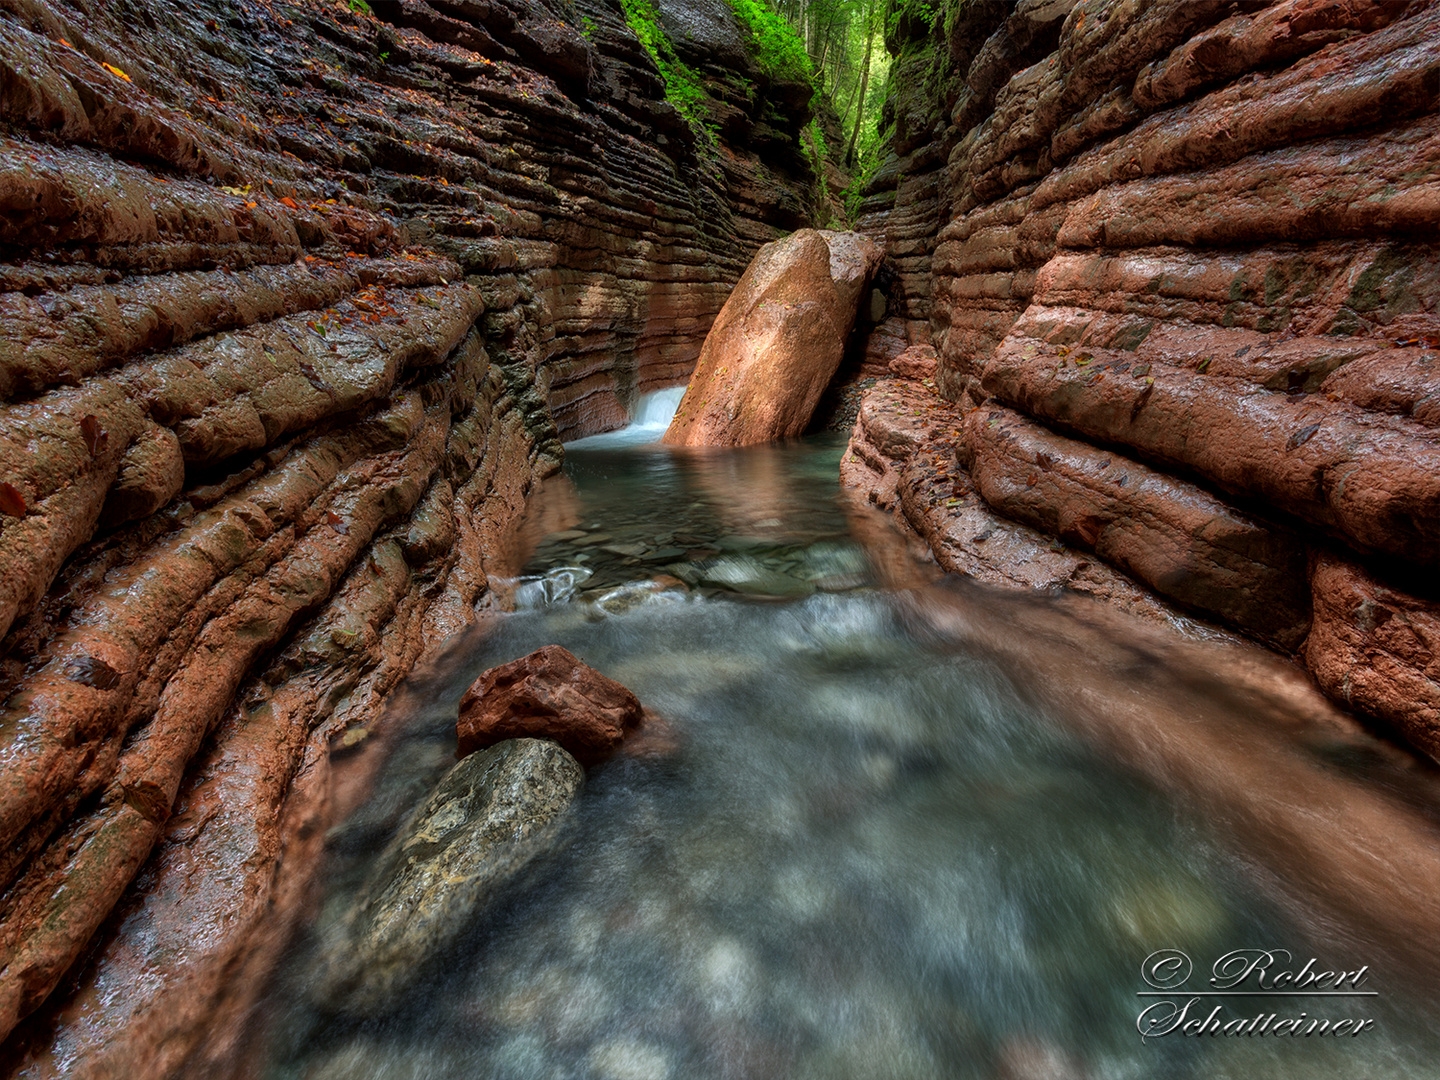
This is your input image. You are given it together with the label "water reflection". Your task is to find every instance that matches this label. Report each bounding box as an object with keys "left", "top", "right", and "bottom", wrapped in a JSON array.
[
  {"left": 258, "top": 429, "right": 1440, "bottom": 1080},
  {"left": 512, "top": 432, "right": 872, "bottom": 607}
]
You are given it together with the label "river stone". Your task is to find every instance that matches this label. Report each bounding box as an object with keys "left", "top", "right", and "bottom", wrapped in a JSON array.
[
  {"left": 458, "top": 645, "right": 643, "bottom": 767},
  {"left": 602, "top": 541, "right": 649, "bottom": 556},
  {"left": 316, "top": 739, "right": 583, "bottom": 1016},
  {"left": 662, "top": 229, "right": 883, "bottom": 447},
  {"left": 698, "top": 556, "right": 816, "bottom": 597}
]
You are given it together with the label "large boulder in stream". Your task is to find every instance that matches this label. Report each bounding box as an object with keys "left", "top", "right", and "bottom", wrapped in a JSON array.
[
  {"left": 458, "top": 645, "right": 644, "bottom": 767},
  {"left": 662, "top": 229, "right": 884, "bottom": 447},
  {"left": 316, "top": 739, "right": 583, "bottom": 1015}
]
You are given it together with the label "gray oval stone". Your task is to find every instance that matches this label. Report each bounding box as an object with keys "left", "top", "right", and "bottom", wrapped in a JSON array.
[{"left": 316, "top": 738, "right": 583, "bottom": 1014}]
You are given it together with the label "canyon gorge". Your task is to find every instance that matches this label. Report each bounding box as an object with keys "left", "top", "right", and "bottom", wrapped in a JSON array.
[{"left": 0, "top": 0, "right": 1436, "bottom": 1076}]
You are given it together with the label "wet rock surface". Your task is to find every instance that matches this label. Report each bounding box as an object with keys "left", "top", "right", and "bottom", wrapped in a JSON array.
[
  {"left": 842, "top": 378, "right": 1220, "bottom": 635},
  {"left": 0, "top": 0, "right": 822, "bottom": 1071},
  {"left": 1307, "top": 555, "right": 1440, "bottom": 763},
  {"left": 663, "top": 229, "right": 883, "bottom": 446},
  {"left": 317, "top": 738, "right": 584, "bottom": 1016},
  {"left": 888, "top": 343, "right": 938, "bottom": 381},
  {"left": 960, "top": 403, "right": 1311, "bottom": 650},
  {"left": 845, "top": 0, "right": 1440, "bottom": 758},
  {"left": 458, "top": 645, "right": 643, "bottom": 767}
]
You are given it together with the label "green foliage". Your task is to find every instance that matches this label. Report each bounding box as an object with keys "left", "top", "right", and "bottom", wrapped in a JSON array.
[
  {"left": 725, "top": 0, "right": 814, "bottom": 83},
  {"left": 805, "top": 118, "right": 829, "bottom": 163},
  {"left": 619, "top": 0, "right": 713, "bottom": 137},
  {"left": 884, "top": 0, "right": 941, "bottom": 41},
  {"left": 348, "top": 0, "right": 373, "bottom": 15},
  {"left": 941, "top": 0, "right": 982, "bottom": 42},
  {"left": 802, "top": 117, "right": 829, "bottom": 194},
  {"left": 842, "top": 128, "right": 885, "bottom": 222}
]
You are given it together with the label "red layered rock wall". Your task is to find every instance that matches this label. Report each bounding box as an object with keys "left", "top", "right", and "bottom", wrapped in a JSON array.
[
  {"left": 0, "top": 0, "right": 818, "bottom": 1072},
  {"left": 847, "top": 0, "right": 1440, "bottom": 758}
]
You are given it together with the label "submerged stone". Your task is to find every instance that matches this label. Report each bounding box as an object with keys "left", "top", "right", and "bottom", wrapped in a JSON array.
[
  {"left": 316, "top": 739, "right": 583, "bottom": 1016},
  {"left": 698, "top": 556, "right": 816, "bottom": 597}
]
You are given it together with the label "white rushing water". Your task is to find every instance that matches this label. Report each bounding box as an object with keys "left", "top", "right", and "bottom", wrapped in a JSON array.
[{"left": 564, "top": 386, "right": 688, "bottom": 450}]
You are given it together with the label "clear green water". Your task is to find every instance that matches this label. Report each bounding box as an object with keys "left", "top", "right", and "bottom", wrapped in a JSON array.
[{"left": 259, "top": 423, "right": 1440, "bottom": 1080}]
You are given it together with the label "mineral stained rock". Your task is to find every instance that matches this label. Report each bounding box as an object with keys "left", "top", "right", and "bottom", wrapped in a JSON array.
[
  {"left": 888, "top": 344, "right": 938, "bottom": 381},
  {"left": 1306, "top": 555, "right": 1440, "bottom": 763},
  {"left": 663, "top": 229, "right": 883, "bottom": 446},
  {"left": 316, "top": 739, "right": 584, "bottom": 1016},
  {"left": 960, "top": 403, "right": 1311, "bottom": 650},
  {"left": 841, "top": 378, "right": 1207, "bottom": 631},
  {"left": 457, "top": 645, "right": 643, "bottom": 768},
  {"left": 0, "top": 0, "right": 822, "bottom": 1069},
  {"left": 843, "top": 0, "right": 1440, "bottom": 759}
]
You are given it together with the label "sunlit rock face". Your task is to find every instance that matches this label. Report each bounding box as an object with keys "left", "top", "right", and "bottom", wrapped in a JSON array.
[
  {"left": 0, "top": 0, "right": 821, "bottom": 1071},
  {"left": 663, "top": 229, "right": 883, "bottom": 446},
  {"left": 845, "top": 0, "right": 1440, "bottom": 758}
]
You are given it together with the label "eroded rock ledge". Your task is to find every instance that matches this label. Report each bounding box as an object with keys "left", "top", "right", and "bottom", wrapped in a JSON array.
[
  {"left": 845, "top": 0, "right": 1440, "bottom": 761},
  {"left": 0, "top": 0, "right": 820, "bottom": 1072}
]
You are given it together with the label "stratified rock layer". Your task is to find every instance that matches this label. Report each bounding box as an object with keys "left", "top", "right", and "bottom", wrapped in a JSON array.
[
  {"left": 663, "top": 229, "right": 882, "bottom": 446},
  {"left": 0, "top": 0, "right": 819, "bottom": 1072},
  {"left": 846, "top": 0, "right": 1440, "bottom": 759},
  {"left": 842, "top": 379, "right": 1217, "bottom": 632},
  {"left": 1307, "top": 556, "right": 1440, "bottom": 762}
]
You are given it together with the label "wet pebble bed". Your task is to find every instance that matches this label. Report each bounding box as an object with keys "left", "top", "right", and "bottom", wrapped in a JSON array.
[{"left": 512, "top": 432, "right": 874, "bottom": 613}]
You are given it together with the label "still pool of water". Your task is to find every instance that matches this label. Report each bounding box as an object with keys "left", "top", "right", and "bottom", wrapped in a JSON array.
[{"left": 257, "top": 399, "right": 1440, "bottom": 1080}]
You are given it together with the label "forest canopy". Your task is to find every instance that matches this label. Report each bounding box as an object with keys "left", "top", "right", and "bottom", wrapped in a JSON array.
[{"left": 621, "top": 0, "right": 933, "bottom": 216}]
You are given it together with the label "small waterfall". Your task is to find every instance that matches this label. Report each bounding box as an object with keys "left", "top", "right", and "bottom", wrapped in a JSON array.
[{"left": 565, "top": 385, "right": 687, "bottom": 449}]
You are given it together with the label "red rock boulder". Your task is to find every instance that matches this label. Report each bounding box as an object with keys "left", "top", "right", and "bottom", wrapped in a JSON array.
[
  {"left": 888, "top": 344, "right": 938, "bottom": 381},
  {"left": 457, "top": 645, "right": 643, "bottom": 767},
  {"left": 662, "top": 229, "right": 884, "bottom": 447}
]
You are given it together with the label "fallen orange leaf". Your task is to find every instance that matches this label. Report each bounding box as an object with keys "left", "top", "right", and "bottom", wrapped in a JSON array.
[
  {"left": 279, "top": 196, "right": 299, "bottom": 209},
  {"left": 101, "top": 61, "right": 132, "bottom": 82},
  {"left": 79, "top": 415, "right": 109, "bottom": 458},
  {"left": 0, "top": 482, "right": 26, "bottom": 517}
]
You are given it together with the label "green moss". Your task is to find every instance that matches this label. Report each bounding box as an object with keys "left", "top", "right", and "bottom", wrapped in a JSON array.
[
  {"left": 804, "top": 117, "right": 829, "bottom": 181},
  {"left": 1348, "top": 246, "right": 1417, "bottom": 316},
  {"left": 725, "top": 0, "right": 814, "bottom": 83},
  {"left": 887, "top": 0, "right": 942, "bottom": 41},
  {"left": 619, "top": 0, "right": 713, "bottom": 137}
]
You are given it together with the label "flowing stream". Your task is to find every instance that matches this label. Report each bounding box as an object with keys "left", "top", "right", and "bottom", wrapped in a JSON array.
[{"left": 258, "top": 392, "right": 1440, "bottom": 1080}]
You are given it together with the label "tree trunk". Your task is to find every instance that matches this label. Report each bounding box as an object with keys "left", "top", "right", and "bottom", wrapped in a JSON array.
[
  {"left": 815, "top": 35, "right": 833, "bottom": 89},
  {"left": 844, "top": 2, "right": 875, "bottom": 168}
]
